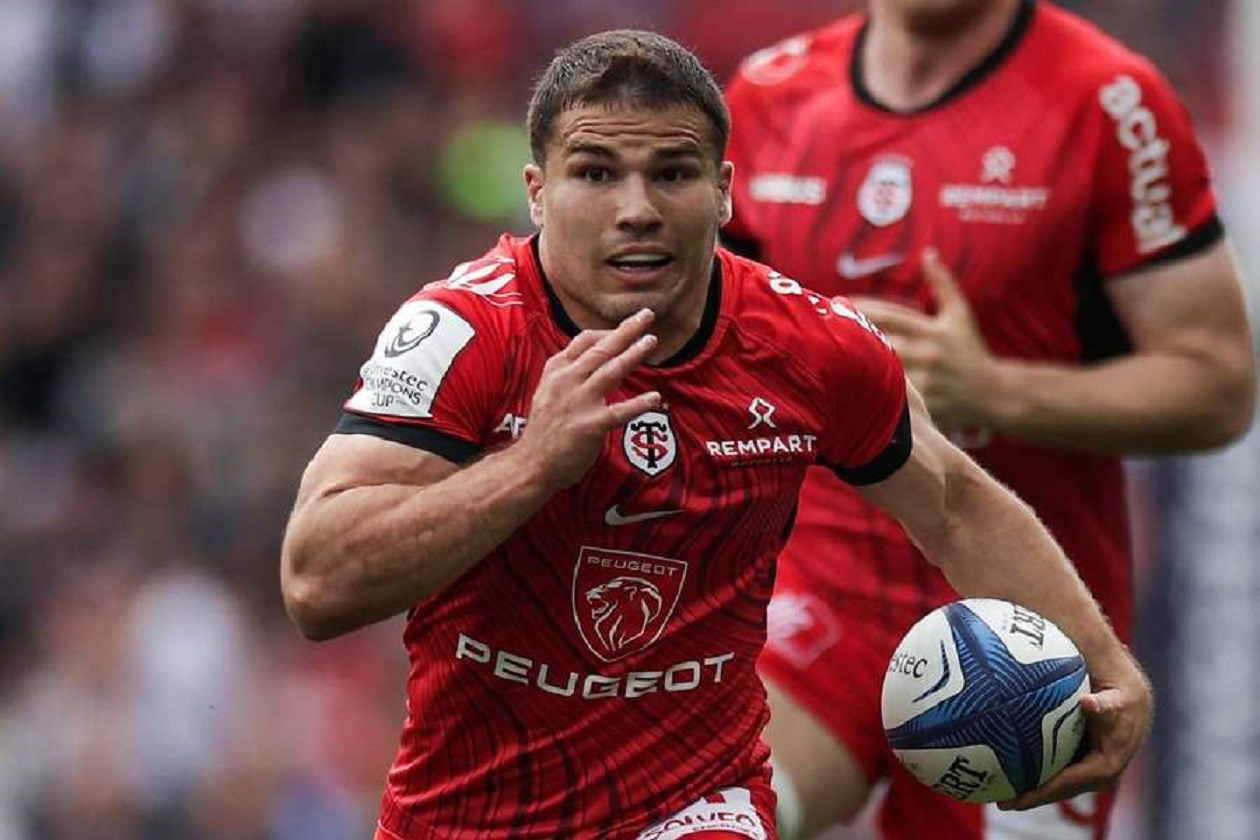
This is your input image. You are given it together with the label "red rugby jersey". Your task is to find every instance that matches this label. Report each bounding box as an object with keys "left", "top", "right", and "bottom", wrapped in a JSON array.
[
  {"left": 337, "top": 234, "right": 909, "bottom": 838},
  {"left": 724, "top": 0, "right": 1221, "bottom": 634}
]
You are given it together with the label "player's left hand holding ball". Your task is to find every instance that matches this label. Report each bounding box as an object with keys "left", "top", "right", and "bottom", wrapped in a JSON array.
[{"left": 1003, "top": 646, "right": 1152, "bottom": 811}]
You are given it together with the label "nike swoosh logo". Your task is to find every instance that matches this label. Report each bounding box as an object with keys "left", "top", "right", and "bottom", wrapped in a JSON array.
[
  {"left": 837, "top": 252, "right": 904, "bottom": 279},
  {"left": 604, "top": 505, "right": 684, "bottom": 527}
]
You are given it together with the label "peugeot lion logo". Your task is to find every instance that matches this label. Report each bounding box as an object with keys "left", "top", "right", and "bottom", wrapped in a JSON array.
[{"left": 586, "top": 577, "right": 664, "bottom": 654}]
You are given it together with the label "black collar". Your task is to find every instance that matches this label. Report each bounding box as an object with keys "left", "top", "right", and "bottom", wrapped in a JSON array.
[
  {"left": 852, "top": 0, "right": 1035, "bottom": 115},
  {"left": 532, "top": 235, "right": 722, "bottom": 368}
]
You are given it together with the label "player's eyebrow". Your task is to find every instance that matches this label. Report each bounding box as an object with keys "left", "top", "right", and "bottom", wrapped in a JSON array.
[
  {"left": 564, "top": 142, "right": 617, "bottom": 159},
  {"left": 562, "top": 141, "right": 705, "bottom": 161},
  {"left": 652, "top": 143, "right": 703, "bottom": 160}
]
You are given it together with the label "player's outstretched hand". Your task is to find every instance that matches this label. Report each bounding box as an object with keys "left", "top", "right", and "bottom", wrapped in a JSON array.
[
  {"left": 517, "top": 308, "right": 662, "bottom": 490},
  {"left": 999, "top": 651, "right": 1153, "bottom": 811}
]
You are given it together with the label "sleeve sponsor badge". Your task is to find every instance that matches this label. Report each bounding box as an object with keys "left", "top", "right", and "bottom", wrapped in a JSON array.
[{"left": 346, "top": 300, "right": 476, "bottom": 419}]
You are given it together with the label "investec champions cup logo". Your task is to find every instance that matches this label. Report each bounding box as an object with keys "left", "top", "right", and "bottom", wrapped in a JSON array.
[
  {"left": 574, "top": 547, "right": 688, "bottom": 662},
  {"left": 623, "top": 410, "right": 676, "bottom": 476},
  {"left": 383, "top": 310, "right": 439, "bottom": 357}
]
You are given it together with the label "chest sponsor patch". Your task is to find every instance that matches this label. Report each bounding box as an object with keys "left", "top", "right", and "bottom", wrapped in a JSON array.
[
  {"left": 573, "top": 546, "right": 688, "bottom": 662},
  {"left": 938, "top": 146, "right": 1050, "bottom": 224},
  {"left": 748, "top": 173, "right": 827, "bottom": 205},
  {"left": 346, "top": 300, "right": 475, "bottom": 419}
]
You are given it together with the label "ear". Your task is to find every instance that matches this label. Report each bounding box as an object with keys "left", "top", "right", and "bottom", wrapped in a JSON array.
[
  {"left": 524, "top": 163, "right": 545, "bottom": 227},
  {"left": 717, "top": 161, "right": 734, "bottom": 226}
]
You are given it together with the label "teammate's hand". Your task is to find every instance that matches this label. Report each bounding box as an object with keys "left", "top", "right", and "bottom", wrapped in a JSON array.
[
  {"left": 516, "top": 308, "right": 662, "bottom": 490},
  {"left": 1000, "top": 650, "right": 1153, "bottom": 811},
  {"left": 851, "top": 249, "right": 999, "bottom": 429}
]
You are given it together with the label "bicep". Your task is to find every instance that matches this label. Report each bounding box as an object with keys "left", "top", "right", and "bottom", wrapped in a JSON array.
[
  {"left": 1106, "top": 239, "right": 1251, "bottom": 361},
  {"left": 294, "top": 432, "right": 462, "bottom": 510}
]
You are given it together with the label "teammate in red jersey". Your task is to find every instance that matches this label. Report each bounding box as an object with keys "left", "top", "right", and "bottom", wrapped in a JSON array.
[
  {"left": 724, "top": 2, "right": 1255, "bottom": 838},
  {"left": 281, "top": 28, "right": 1152, "bottom": 840}
]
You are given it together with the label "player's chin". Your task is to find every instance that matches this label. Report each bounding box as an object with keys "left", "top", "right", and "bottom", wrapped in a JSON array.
[
  {"left": 597, "top": 276, "right": 680, "bottom": 320},
  {"left": 597, "top": 290, "right": 669, "bottom": 325}
]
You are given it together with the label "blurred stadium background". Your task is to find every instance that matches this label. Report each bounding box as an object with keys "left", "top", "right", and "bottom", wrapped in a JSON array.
[{"left": 0, "top": 2, "right": 1253, "bottom": 839}]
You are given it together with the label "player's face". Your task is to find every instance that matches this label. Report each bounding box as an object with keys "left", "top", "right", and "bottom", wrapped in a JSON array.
[{"left": 525, "top": 102, "right": 733, "bottom": 341}]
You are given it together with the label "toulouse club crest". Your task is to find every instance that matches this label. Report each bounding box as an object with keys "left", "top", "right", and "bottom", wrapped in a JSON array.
[
  {"left": 857, "top": 156, "right": 913, "bottom": 226},
  {"left": 573, "top": 547, "right": 689, "bottom": 662},
  {"left": 623, "top": 410, "right": 677, "bottom": 476}
]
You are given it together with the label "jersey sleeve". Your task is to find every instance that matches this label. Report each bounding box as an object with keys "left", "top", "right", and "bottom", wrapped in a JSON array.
[
  {"left": 336, "top": 290, "right": 502, "bottom": 463},
  {"left": 817, "top": 296, "right": 912, "bottom": 485},
  {"left": 1089, "top": 59, "right": 1222, "bottom": 278}
]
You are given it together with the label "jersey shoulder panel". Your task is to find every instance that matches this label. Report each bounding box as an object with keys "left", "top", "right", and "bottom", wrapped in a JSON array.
[
  {"left": 728, "top": 16, "right": 857, "bottom": 99},
  {"left": 725, "top": 16, "right": 857, "bottom": 148},
  {"left": 1028, "top": 5, "right": 1182, "bottom": 98},
  {"left": 342, "top": 236, "right": 531, "bottom": 446},
  {"left": 721, "top": 250, "right": 907, "bottom": 472},
  {"left": 724, "top": 18, "right": 860, "bottom": 244},
  {"left": 1028, "top": 4, "right": 1218, "bottom": 274}
]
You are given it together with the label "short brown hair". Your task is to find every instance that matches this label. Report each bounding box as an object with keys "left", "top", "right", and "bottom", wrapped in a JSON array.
[{"left": 526, "top": 29, "right": 730, "bottom": 165}]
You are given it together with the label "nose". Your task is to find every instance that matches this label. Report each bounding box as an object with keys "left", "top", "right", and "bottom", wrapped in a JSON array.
[{"left": 615, "top": 175, "right": 663, "bottom": 234}]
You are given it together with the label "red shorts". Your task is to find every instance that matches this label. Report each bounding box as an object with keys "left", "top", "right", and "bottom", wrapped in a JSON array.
[
  {"left": 634, "top": 785, "right": 776, "bottom": 840},
  {"left": 374, "top": 782, "right": 776, "bottom": 839},
  {"left": 759, "top": 575, "right": 1116, "bottom": 839}
]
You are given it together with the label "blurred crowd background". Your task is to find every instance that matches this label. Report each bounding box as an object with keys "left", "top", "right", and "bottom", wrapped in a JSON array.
[{"left": 0, "top": 2, "right": 1252, "bottom": 839}]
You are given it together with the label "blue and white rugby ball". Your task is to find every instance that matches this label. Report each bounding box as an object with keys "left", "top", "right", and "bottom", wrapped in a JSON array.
[{"left": 881, "top": 598, "right": 1090, "bottom": 803}]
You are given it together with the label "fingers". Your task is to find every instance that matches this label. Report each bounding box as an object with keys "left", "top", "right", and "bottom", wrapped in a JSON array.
[
  {"left": 587, "top": 332, "right": 659, "bottom": 395},
  {"left": 561, "top": 328, "right": 608, "bottom": 361},
  {"left": 550, "top": 309, "right": 662, "bottom": 429},
  {"left": 854, "top": 299, "right": 934, "bottom": 338},
  {"left": 1080, "top": 687, "right": 1125, "bottom": 717},
  {"left": 999, "top": 751, "right": 1113, "bottom": 811},
  {"left": 884, "top": 335, "right": 934, "bottom": 367},
  {"left": 921, "top": 247, "right": 968, "bottom": 314},
  {"left": 606, "top": 390, "right": 663, "bottom": 425},
  {"left": 569, "top": 308, "right": 656, "bottom": 377},
  {"left": 1000, "top": 686, "right": 1147, "bottom": 811}
]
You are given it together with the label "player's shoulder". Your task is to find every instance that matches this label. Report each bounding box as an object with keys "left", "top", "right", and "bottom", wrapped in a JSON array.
[
  {"left": 720, "top": 249, "right": 891, "bottom": 358},
  {"left": 404, "top": 234, "right": 534, "bottom": 331},
  {"left": 1028, "top": 3, "right": 1180, "bottom": 100},
  {"left": 727, "top": 15, "right": 859, "bottom": 100}
]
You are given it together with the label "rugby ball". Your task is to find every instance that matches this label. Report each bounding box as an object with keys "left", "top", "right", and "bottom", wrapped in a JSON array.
[{"left": 881, "top": 599, "right": 1089, "bottom": 803}]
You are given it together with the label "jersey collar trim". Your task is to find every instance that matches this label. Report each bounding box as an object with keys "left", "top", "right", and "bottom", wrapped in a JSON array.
[
  {"left": 529, "top": 235, "right": 724, "bottom": 369},
  {"left": 851, "top": 0, "right": 1036, "bottom": 115}
]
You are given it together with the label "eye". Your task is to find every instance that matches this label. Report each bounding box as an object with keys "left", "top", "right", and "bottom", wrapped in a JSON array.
[
  {"left": 657, "top": 164, "right": 700, "bottom": 184},
  {"left": 581, "top": 166, "right": 610, "bottom": 183}
]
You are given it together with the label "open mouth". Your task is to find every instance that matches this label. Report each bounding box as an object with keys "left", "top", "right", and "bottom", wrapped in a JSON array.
[{"left": 606, "top": 253, "right": 674, "bottom": 272}]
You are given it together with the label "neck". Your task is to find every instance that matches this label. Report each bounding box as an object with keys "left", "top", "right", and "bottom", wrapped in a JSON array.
[
  {"left": 863, "top": 0, "right": 1022, "bottom": 112},
  {"left": 536, "top": 240, "right": 715, "bottom": 365},
  {"left": 643, "top": 270, "right": 712, "bottom": 364}
]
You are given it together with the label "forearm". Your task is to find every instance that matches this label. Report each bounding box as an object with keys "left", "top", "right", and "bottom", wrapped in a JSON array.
[
  {"left": 917, "top": 461, "right": 1131, "bottom": 674},
  {"left": 282, "top": 444, "right": 556, "bottom": 639},
  {"left": 982, "top": 350, "right": 1252, "bottom": 454}
]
